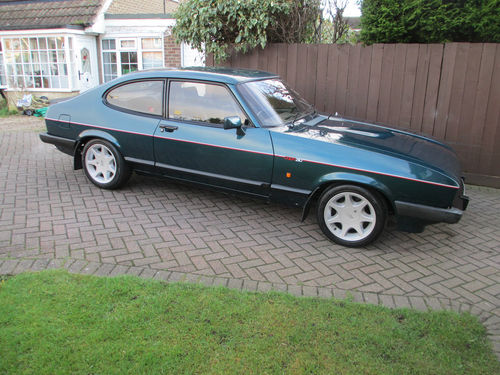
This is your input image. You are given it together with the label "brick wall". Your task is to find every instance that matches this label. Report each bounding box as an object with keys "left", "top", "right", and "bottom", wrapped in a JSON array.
[
  {"left": 107, "top": 0, "right": 180, "bottom": 15},
  {"left": 164, "top": 29, "right": 181, "bottom": 67}
]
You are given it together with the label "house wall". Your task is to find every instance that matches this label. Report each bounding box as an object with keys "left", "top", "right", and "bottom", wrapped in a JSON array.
[
  {"left": 104, "top": 0, "right": 184, "bottom": 69},
  {"left": 182, "top": 43, "right": 205, "bottom": 66},
  {"left": 164, "top": 29, "right": 181, "bottom": 67}
]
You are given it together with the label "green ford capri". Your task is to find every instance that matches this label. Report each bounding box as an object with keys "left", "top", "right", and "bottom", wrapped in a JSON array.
[{"left": 40, "top": 67, "right": 469, "bottom": 247}]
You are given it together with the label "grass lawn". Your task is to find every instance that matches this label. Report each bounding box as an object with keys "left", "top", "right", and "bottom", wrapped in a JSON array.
[{"left": 0, "top": 270, "right": 497, "bottom": 375}]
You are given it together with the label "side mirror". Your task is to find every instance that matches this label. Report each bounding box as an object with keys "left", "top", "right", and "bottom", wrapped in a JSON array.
[
  {"left": 224, "top": 116, "right": 245, "bottom": 136},
  {"left": 223, "top": 116, "right": 242, "bottom": 130}
]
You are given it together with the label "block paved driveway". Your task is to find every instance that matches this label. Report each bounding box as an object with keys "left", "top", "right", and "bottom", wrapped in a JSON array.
[{"left": 1, "top": 117, "right": 499, "bottom": 356}]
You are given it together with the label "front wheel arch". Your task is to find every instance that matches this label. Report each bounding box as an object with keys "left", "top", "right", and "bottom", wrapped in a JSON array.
[{"left": 301, "top": 177, "right": 394, "bottom": 222}]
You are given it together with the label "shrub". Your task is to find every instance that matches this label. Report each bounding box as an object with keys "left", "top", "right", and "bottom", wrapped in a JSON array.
[{"left": 173, "top": 0, "right": 321, "bottom": 62}]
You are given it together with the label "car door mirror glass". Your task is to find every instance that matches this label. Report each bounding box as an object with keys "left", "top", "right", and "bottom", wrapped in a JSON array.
[{"left": 223, "top": 116, "right": 242, "bottom": 130}]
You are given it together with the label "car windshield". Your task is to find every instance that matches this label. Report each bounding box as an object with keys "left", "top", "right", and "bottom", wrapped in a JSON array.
[{"left": 237, "top": 79, "right": 315, "bottom": 127}]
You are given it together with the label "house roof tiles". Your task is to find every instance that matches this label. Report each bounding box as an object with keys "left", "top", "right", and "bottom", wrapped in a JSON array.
[{"left": 0, "top": 0, "right": 104, "bottom": 30}]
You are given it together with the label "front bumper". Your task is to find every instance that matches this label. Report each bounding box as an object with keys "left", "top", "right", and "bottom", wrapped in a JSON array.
[
  {"left": 39, "top": 132, "right": 76, "bottom": 156},
  {"left": 394, "top": 200, "right": 466, "bottom": 224}
]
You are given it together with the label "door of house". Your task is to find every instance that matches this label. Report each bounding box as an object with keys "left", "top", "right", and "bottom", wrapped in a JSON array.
[{"left": 75, "top": 37, "right": 98, "bottom": 92}]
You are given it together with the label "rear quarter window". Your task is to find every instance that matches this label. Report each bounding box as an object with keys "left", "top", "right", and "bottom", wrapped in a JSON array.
[{"left": 106, "top": 80, "right": 163, "bottom": 116}]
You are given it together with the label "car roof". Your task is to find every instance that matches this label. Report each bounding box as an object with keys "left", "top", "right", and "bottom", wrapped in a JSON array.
[{"left": 115, "top": 67, "right": 279, "bottom": 85}]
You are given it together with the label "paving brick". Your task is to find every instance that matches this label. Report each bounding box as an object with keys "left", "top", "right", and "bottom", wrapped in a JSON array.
[
  {"left": 68, "top": 260, "right": 88, "bottom": 273},
  {"left": 296, "top": 270, "right": 323, "bottom": 282},
  {"left": 109, "top": 265, "right": 130, "bottom": 276},
  {"left": 332, "top": 289, "right": 347, "bottom": 300},
  {"left": 213, "top": 277, "right": 228, "bottom": 287},
  {"left": 167, "top": 272, "right": 185, "bottom": 282},
  {"left": 13, "top": 259, "right": 34, "bottom": 274},
  {"left": 462, "top": 280, "right": 488, "bottom": 293},
  {"left": 302, "top": 286, "right": 317, "bottom": 297},
  {"left": 257, "top": 281, "right": 272, "bottom": 292},
  {"left": 363, "top": 292, "right": 379, "bottom": 305},
  {"left": 80, "top": 262, "right": 101, "bottom": 275},
  {"left": 336, "top": 278, "right": 364, "bottom": 290},
  {"left": 409, "top": 296, "right": 428, "bottom": 311},
  {"left": 0, "top": 259, "right": 19, "bottom": 274},
  {"left": 242, "top": 279, "right": 258, "bottom": 291},
  {"left": 227, "top": 278, "right": 243, "bottom": 290},
  {"left": 31, "top": 258, "right": 51, "bottom": 271},
  {"left": 271, "top": 283, "right": 288, "bottom": 293},
  {"left": 197, "top": 275, "right": 215, "bottom": 286},
  {"left": 276, "top": 266, "right": 303, "bottom": 278},
  {"left": 317, "top": 287, "right": 333, "bottom": 298},
  {"left": 133, "top": 256, "right": 161, "bottom": 267},
  {"left": 393, "top": 295, "right": 412, "bottom": 309},
  {"left": 288, "top": 285, "right": 302, "bottom": 297},
  {"left": 153, "top": 270, "right": 171, "bottom": 281},
  {"left": 208, "top": 259, "right": 228, "bottom": 275},
  {"left": 115, "top": 252, "right": 145, "bottom": 263},
  {"left": 94, "top": 263, "right": 115, "bottom": 277},
  {"left": 425, "top": 297, "right": 443, "bottom": 310},
  {"left": 379, "top": 295, "right": 396, "bottom": 309},
  {"left": 125, "top": 266, "right": 144, "bottom": 276},
  {"left": 139, "top": 268, "right": 157, "bottom": 279},
  {"left": 45, "top": 258, "right": 66, "bottom": 270}
]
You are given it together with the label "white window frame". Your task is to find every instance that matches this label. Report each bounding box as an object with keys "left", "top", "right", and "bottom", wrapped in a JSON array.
[
  {"left": 100, "top": 35, "right": 164, "bottom": 83},
  {"left": 0, "top": 40, "right": 6, "bottom": 89},
  {"left": 0, "top": 35, "right": 76, "bottom": 92}
]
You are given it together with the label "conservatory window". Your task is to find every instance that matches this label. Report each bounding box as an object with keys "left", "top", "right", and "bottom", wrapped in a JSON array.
[{"left": 2, "top": 36, "right": 73, "bottom": 89}]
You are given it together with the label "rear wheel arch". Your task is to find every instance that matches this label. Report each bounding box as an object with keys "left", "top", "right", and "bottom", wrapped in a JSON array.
[{"left": 73, "top": 131, "right": 122, "bottom": 170}]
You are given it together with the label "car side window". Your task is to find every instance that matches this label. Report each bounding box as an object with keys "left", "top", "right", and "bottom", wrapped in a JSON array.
[
  {"left": 106, "top": 80, "right": 163, "bottom": 116},
  {"left": 168, "top": 81, "right": 248, "bottom": 126}
]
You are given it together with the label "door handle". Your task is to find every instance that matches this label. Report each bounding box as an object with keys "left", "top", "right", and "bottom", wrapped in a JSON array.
[{"left": 159, "top": 124, "right": 178, "bottom": 133}]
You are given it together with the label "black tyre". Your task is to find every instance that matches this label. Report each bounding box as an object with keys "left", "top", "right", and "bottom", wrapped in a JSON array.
[
  {"left": 317, "top": 184, "right": 386, "bottom": 247},
  {"left": 82, "top": 139, "right": 131, "bottom": 189}
]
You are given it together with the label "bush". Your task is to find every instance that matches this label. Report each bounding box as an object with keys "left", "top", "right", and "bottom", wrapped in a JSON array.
[
  {"left": 360, "top": 0, "right": 500, "bottom": 44},
  {"left": 173, "top": 0, "right": 321, "bottom": 62}
]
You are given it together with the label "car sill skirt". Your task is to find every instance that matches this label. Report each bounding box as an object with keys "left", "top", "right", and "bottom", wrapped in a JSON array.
[{"left": 395, "top": 201, "right": 463, "bottom": 224}]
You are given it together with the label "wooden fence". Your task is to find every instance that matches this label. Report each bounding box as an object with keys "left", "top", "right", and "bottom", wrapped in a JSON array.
[{"left": 208, "top": 43, "right": 500, "bottom": 187}]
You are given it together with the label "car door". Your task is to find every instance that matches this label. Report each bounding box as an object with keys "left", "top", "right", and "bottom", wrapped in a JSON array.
[{"left": 153, "top": 80, "right": 274, "bottom": 197}]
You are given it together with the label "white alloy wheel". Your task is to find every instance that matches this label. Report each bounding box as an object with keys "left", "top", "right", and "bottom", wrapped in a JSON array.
[
  {"left": 84, "top": 143, "right": 117, "bottom": 184},
  {"left": 323, "top": 191, "right": 377, "bottom": 242}
]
